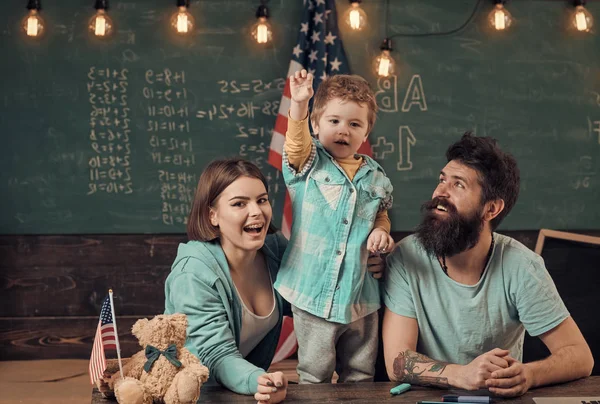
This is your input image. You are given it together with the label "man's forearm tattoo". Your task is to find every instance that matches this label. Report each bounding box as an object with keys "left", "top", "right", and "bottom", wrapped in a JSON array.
[{"left": 393, "top": 350, "right": 450, "bottom": 387}]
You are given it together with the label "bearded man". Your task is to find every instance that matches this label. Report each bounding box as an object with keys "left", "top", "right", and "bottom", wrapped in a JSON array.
[{"left": 382, "top": 133, "right": 593, "bottom": 397}]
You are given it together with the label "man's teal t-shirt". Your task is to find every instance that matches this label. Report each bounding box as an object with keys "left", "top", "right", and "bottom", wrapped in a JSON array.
[{"left": 383, "top": 233, "right": 569, "bottom": 364}]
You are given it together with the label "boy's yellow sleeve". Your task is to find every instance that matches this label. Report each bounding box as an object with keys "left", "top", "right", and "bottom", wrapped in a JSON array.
[
  {"left": 374, "top": 210, "right": 391, "bottom": 233},
  {"left": 284, "top": 113, "right": 313, "bottom": 171}
]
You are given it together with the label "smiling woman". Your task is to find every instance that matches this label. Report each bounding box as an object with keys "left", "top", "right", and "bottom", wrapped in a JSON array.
[{"left": 164, "top": 158, "right": 289, "bottom": 404}]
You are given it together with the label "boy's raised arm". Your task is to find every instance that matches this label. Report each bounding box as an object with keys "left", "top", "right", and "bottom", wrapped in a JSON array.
[
  {"left": 289, "top": 70, "right": 313, "bottom": 120},
  {"left": 285, "top": 70, "right": 315, "bottom": 171}
]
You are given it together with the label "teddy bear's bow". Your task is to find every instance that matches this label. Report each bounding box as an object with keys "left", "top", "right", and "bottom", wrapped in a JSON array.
[{"left": 143, "top": 344, "right": 182, "bottom": 372}]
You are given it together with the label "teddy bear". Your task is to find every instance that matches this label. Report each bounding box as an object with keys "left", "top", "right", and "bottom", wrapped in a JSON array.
[{"left": 108, "top": 313, "right": 209, "bottom": 404}]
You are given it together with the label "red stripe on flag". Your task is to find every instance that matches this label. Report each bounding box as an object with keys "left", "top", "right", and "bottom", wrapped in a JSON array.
[
  {"left": 282, "top": 78, "right": 291, "bottom": 99},
  {"left": 282, "top": 192, "right": 293, "bottom": 238},
  {"left": 268, "top": 149, "right": 282, "bottom": 172},
  {"left": 274, "top": 115, "right": 288, "bottom": 140},
  {"left": 89, "top": 321, "right": 106, "bottom": 385},
  {"left": 272, "top": 316, "right": 298, "bottom": 364},
  {"left": 101, "top": 324, "right": 117, "bottom": 350},
  {"left": 357, "top": 140, "right": 373, "bottom": 157}
]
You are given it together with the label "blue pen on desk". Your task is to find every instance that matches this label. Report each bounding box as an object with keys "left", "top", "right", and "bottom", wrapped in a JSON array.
[
  {"left": 389, "top": 383, "right": 411, "bottom": 395},
  {"left": 442, "top": 395, "right": 491, "bottom": 403}
]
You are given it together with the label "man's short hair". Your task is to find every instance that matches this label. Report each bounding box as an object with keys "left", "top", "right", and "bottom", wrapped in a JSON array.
[
  {"left": 446, "top": 132, "right": 520, "bottom": 230},
  {"left": 311, "top": 74, "right": 378, "bottom": 134}
]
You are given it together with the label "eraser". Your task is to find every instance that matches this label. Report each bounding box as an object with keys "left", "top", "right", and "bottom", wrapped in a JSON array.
[{"left": 390, "top": 383, "right": 411, "bottom": 395}]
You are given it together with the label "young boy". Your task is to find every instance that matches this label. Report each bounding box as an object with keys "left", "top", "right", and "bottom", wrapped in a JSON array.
[{"left": 274, "top": 69, "right": 394, "bottom": 384}]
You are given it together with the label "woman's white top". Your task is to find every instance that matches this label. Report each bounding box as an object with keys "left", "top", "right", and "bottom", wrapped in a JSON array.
[{"left": 234, "top": 275, "right": 279, "bottom": 358}]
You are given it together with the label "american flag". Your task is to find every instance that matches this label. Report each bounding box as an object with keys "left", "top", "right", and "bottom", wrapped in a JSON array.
[
  {"left": 89, "top": 296, "right": 117, "bottom": 384},
  {"left": 267, "top": 0, "right": 373, "bottom": 238}
]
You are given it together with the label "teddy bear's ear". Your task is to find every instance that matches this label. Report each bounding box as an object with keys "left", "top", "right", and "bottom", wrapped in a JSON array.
[
  {"left": 131, "top": 317, "right": 149, "bottom": 339},
  {"left": 170, "top": 313, "right": 188, "bottom": 338}
]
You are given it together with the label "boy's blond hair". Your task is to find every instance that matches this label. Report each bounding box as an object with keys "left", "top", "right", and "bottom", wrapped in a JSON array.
[{"left": 311, "top": 74, "right": 378, "bottom": 134}]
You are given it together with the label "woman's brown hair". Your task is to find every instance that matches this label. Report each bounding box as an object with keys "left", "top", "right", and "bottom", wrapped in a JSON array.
[{"left": 187, "top": 158, "right": 277, "bottom": 241}]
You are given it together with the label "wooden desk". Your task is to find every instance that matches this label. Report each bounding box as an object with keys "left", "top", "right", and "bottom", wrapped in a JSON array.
[{"left": 91, "top": 376, "right": 600, "bottom": 403}]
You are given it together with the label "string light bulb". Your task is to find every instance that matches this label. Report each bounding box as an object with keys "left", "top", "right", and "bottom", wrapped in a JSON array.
[
  {"left": 22, "top": 0, "right": 45, "bottom": 38},
  {"left": 573, "top": 0, "right": 593, "bottom": 32},
  {"left": 344, "top": 0, "right": 367, "bottom": 31},
  {"left": 251, "top": 2, "right": 272, "bottom": 44},
  {"left": 89, "top": 0, "right": 114, "bottom": 38},
  {"left": 171, "top": 0, "right": 195, "bottom": 35},
  {"left": 374, "top": 38, "right": 395, "bottom": 78},
  {"left": 488, "top": 0, "right": 513, "bottom": 31}
]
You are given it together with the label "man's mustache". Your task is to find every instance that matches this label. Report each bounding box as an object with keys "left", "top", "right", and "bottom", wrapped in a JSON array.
[{"left": 420, "top": 197, "right": 457, "bottom": 215}]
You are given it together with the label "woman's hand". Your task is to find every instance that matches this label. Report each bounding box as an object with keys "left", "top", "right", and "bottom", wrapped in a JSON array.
[{"left": 254, "top": 371, "right": 288, "bottom": 404}]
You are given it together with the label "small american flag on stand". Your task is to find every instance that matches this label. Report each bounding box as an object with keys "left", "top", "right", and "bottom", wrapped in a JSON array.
[
  {"left": 89, "top": 295, "right": 117, "bottom": 384},
  {"left": 268, "top": 0, "right": 373, "bottom": 238},
  {"left": 268, "top": 0, "right": 373, "bottom": 363}
]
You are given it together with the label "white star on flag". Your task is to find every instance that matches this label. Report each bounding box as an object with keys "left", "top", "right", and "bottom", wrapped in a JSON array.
[
  {"left": 308, "top": 50, "right": 319, "bottom": 63},
  {"left": 329, "top": 57, "right": 342, "bottom": 71},
  {"left": 311, "top": 30, "right": 321, "bottom": 43},
  {"left": 300, "top": 22, "right": 309, "bottom": 34},
  {"left": 321, "top": 52, "right": 328, "bottom": 64},
  {"left": 292, "top": 44, "right": 303, "bottom": 58},
  {"left": 315, "top": 0, "right": 326, "bottom": 5},
  {"left": 324, "top": 31, "right": 337, "bottom": 45},
  {"left": 313, "top": 12, "right": 323, "bottom": 25}
]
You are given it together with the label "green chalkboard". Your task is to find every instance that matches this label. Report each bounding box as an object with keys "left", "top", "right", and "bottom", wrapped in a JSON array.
[
  {"left": 1, "top": 0, "right": 599, "bottom": 234},
  {"left": 0, "top": 0, "right": 301, "bottom": 234}
]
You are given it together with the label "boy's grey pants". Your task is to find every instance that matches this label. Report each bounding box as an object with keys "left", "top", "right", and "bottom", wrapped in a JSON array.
[{"left": 291, "top": 305, "right": 378, "bottom": 384}]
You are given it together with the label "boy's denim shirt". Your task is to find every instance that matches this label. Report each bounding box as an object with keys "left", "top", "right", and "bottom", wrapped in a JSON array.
[{"left": 274, "top": 139, "right": 393, "bottom": 324}]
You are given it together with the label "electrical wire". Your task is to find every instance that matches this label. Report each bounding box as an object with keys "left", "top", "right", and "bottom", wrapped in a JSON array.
[{"left": 387, "top": 0, "right": 482, "bottom": 39}]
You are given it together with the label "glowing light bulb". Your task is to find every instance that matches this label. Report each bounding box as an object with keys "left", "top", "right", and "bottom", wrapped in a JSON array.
[
  {"left": 89, "top": 9, "right": 114, "bottom": 37},
  {"left": 375, "top": 50, "right": 394, "bottom": 77},
  {"left": 489, "top": 3, "right": 513, "bottom": 31},
  {"left": 252, "top": 5, "right": 272, "bottom": 45},
  {"left": 374, "top": 38, "right": 395, "bottom": 78},
  {"left": 252, "top": 17, "right": 272, "bottom": 44},
  {"left": 344, "top": 1, "right": 367, "bottom": 31},
  {"left": 573, "top": 5, "right": 593, "bottom": 32},
  {"left": 95, "top": 14, "right": 106, "bottom": 35},
  {"left": 171, "top": 6, "right": 195, "bottom": 34},
  {"left": 22, "top": 9, "right": 45, "bottom": 37},
  {"left": 257, "top": 23, "right": 268, "bottom": 42}
]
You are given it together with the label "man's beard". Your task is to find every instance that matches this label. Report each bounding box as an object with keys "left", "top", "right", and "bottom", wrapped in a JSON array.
[{"left": 415, "top": 197, "right": 484, "bottom": 258}]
